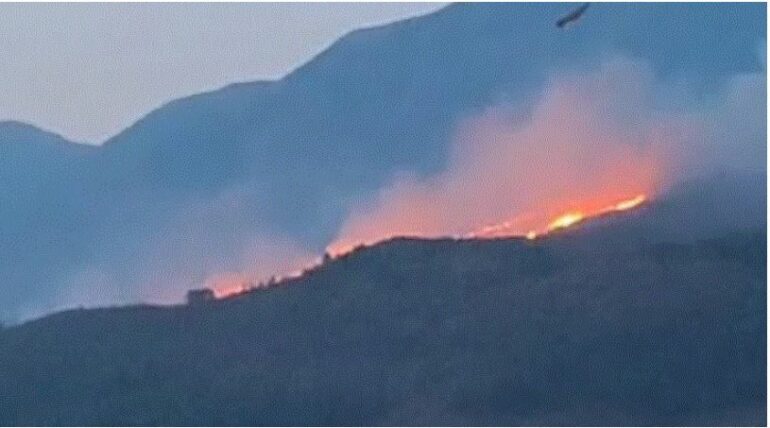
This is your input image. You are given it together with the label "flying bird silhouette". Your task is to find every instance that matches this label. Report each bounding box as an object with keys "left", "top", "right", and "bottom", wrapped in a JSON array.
[{"left": 556, "top": 3, "right": 590, "bottom": 28}]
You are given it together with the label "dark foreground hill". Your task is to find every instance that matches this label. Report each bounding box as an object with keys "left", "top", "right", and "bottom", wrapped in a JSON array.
[{"left": 0, "top": 224, "right": 764, "bottom": 425}]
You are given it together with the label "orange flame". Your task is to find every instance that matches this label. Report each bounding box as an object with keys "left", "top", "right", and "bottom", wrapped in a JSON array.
[
  {"left": 469, "top": 194, "right": 647, "bottom": 240},
  {"left": 210, "top": 194, "right": 648, "bottom": 299},
  {"left": 326, "top": 194, "right": 648, "bottom": 258},
  {"left": 208, "top": 258, "right": 326, "bottom": 299},
  {"left": 547, "top": 211, "right": 585, "bottom": 231},
  {"left": 209, "top": 193, "right": 648, "bottom": 300},
  {"left": 605, "top": 194, "right": 646, "bottom": 212}
]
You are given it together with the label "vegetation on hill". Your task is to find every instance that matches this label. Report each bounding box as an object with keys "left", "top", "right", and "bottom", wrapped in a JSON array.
[{"left": 0, "top": 230, "right": 764, "bottom": 425}]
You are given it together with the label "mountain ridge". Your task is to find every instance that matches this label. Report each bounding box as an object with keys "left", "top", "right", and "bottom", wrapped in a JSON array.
[{"left": 0, "top": 2, "right": 765, "bottom": 320}]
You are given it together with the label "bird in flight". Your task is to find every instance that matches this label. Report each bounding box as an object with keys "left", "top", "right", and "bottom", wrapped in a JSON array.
[{"left": 556, "top": 3, "right": 590, "bottom": 28}]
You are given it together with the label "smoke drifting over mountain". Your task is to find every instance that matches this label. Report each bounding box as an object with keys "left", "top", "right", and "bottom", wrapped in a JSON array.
[
  {"left": 1, "top": 3, "right": 764, "bottom": 322},
  {"left": 329, "top": 57, "right": 766, "bottom": 254},
  {"left": 23, "top": 56, "right": 766, "bottom": 318},
  {"left": 48, "top": 186, "right": 316, "bottom": 314}
]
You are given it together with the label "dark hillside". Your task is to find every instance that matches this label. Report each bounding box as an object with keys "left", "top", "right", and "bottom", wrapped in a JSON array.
[{"left": 0, "top": 230, "right": 764, "bottom": 426}]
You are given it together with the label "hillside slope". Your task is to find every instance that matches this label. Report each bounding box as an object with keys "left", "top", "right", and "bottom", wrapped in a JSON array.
[{"left": 0, "top": 224, "right": 764, "bottom": 425}]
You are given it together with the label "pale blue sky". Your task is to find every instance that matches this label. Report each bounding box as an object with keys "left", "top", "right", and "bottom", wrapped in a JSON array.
[{"left": 0, "top": 3, "right": 445, "bottom": 143}]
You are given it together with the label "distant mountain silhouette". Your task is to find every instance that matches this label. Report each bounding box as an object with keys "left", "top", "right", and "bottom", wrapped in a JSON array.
[
  {"left": 0, "top": 200, "right": 764, "bottom": 425},
  {"left": 0, "top": 3, "right": 765, "bottom": 319}
]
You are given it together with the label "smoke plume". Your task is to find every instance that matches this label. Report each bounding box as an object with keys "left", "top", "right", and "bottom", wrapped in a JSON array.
[{"left": 328, "top": 57, "right": 765, "bottom": 254}]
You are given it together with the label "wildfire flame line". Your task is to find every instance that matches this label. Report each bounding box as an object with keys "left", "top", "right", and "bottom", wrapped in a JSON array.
[
  {"left": 328, "top": 194, "right": 648, "bottom": 257},
  {"left": 214, "top": 194, "right": 648, "bottom": 299},
  {"left": 466, "top": 194, "right": 647, "bottom": 240}
]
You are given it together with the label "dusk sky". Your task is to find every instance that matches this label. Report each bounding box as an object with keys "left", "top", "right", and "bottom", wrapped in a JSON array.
[{"left": 0, "top": 3, "right": 444, "bottom": 143}]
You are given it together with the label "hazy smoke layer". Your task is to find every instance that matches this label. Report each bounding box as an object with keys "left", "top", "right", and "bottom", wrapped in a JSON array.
[
  {"left": 329, "top": 57, "right": 766, "bottom": 254},
  {"left": 11, "top": 54, "right": 764, "bottom": 322},
  {"left": 25, "top": 183, "right": 316, "bottom": 318}
]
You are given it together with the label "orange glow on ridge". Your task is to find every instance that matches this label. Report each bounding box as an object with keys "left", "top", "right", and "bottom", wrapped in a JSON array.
[
  {"left": 211, "top": 193, "right": 650, "bottom": 299},
  {"left": 547, "top": 211, "right": 586, "bottom": 231},
  {"left": 326, "top": 193, "right": 649, "bottom": 258}
]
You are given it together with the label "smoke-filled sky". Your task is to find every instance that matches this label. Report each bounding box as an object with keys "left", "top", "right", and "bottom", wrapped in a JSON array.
[
  {"left": 1, "top": 3, "right": 765, "bottom": 322},
  {"left": 107, "top": 55, "right": 763, "bottom": 305},
  {"left": 328, "top": 57, "right": 766, "bottom": 255},
  {"left": 0, "top": 2, "right": 444, "bottom": 143},
  {"left": 19, "top": 53, "right": 769, "bottom": 319}
]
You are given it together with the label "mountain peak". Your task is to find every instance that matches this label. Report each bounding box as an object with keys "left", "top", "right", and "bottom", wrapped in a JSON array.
[{"left": 0, "top": 120, "right": 91, "bottom": 147}]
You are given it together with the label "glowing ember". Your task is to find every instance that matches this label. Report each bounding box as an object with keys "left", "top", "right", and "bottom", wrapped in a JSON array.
[
  {"left": 324, "top": 193, "right": 649, "bottom": 260},
  {"left": 207, "top": 273, "right": 253, "bottom": 299},
  {"left": 606, "top": 194, "right": 646, "bottom": 212},
  {"left": 547, "top": 211, "right": 585, "bottom": 231},
  {"left": 470, "top": 194, "right": 648, "bottom": 240},
  {"left": 216, "top": 194, "right": 649, "bottom": 300},
  {"left": 208, "top": 259, "right": 325, "bottom": 300}
]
